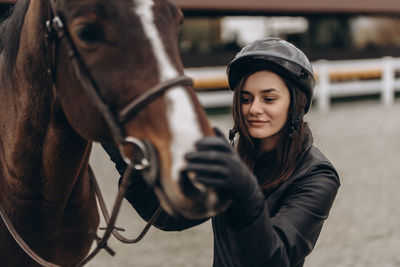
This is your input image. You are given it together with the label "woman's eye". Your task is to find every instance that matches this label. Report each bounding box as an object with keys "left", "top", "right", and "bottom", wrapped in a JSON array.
[
  {"left": 263, "top": 97, "right": 275, "bottom": 103},
  {"left": 240, "top": 97, "right": 252, "bottom": 104},
  {"left": 76, "top": 24, "right": 105, "bottom": 44}
]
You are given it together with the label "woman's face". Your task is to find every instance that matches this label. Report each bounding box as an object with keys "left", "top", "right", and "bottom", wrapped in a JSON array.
[{"left": 240, "top": 70, "right": 291, "bottom": 150}]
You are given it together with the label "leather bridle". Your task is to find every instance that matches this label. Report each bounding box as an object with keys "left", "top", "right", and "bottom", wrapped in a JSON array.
[{"left": 0, "top": 1, "right": 193, "bottom": 266}]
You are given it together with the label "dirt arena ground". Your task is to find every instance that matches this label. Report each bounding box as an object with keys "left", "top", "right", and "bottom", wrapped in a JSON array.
[{"left": 87, "top": 99, "right": 400, "bottom": 267}]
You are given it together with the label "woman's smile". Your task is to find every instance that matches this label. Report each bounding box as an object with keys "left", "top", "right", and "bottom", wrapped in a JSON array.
[{"left": 247, "top": 119, "right": 269, "bottom": 127}]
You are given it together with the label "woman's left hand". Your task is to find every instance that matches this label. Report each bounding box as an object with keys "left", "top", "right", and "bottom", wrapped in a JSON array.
[
  {"left": 183, "top": 136, "right": 258, "bottom": 201},
  {"left": 182, "top": 131, "right": 265, "bottom": 229}
]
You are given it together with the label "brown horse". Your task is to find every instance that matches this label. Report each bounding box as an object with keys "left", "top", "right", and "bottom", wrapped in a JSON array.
[{"left": 0, "top": 0, "right": 226, "bottom": 266}]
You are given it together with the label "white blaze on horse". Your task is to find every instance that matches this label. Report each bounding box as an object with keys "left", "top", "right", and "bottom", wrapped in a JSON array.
[{"left": 0, "top": 0, "right": 227, "bottom": 266}]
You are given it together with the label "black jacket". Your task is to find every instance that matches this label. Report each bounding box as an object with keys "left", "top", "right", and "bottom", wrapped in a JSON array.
[{"left": 103, "top": 143, "right": 340, "bottom": 267}]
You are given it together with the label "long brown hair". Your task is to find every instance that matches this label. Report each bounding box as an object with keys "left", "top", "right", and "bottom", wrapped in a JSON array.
[{"left": 232, "top": 71, "right": 310, "bottom": 191}]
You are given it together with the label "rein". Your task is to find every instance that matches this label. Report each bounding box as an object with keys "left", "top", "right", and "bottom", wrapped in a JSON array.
[{"left": 0, "top": 1, "right": 193, "bottom": 266}]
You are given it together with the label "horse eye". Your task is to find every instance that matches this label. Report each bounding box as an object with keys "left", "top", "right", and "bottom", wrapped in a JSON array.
[{"left": 76, "top": 24, "right": 105, "bottom": 44}]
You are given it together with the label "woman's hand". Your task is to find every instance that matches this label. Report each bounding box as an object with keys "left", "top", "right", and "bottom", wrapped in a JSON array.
[
  {"left": 183, "top": 136, "right": 257, "bottom": 200},
  {"left": 182, "top": 129, "right": 265, "bottom": 230}
]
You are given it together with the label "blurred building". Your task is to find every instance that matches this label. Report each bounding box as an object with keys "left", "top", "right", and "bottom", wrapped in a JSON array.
[
  {"left": 171, "top": 0, "right": 400, "bottom": 67},
  {"left": 2, "top": 0, "right": 400, "bottom": 67}
]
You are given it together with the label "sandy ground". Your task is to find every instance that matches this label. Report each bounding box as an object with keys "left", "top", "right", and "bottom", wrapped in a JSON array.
[{"left": 86, "top": 99, "right": 400, "bottom": 267}]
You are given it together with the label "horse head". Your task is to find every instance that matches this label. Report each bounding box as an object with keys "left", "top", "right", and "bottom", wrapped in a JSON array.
[{"left": 50, "top": 0, "right": 229, "bottom": 219}]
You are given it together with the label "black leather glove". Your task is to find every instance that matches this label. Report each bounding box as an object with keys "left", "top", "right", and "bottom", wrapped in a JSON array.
[{"left": 183, "top": 129, "right": 265, "bottom": 230}]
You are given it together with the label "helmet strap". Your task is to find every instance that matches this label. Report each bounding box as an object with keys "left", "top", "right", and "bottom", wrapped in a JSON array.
[
  {"left": 229, "top": 127, "right": 238, "bottom": 147},
  {"left": 288, "top": 87, "right": 303, "bottom": 139}
]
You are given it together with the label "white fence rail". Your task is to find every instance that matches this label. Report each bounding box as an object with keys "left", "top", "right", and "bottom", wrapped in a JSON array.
[
  {"left": 312, "top": 57, "right": 400, "bottom": 111},
  {"left": 186, "top": 57, "right": 400, "bottom": 111}
]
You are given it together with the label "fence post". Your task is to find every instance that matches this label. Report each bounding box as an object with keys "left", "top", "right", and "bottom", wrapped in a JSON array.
[
  {"left": 316, "top": 60, "right": 330, "bottom": 111},
  {"left": 382, "top": 57, "right": 395, "bottom": 106}
]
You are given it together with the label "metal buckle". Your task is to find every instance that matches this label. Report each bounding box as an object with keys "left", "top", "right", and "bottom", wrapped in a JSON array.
[
  {"left": 53, "top": 16, "right": 64, "bottom": 29},
  {"left": 119, "top": 137, "right": 150, "bottom": 171}
]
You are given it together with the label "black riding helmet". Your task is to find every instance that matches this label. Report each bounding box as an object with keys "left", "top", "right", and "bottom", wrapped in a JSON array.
[{"left": 226, "top": 37, "right": 315, "bottom": 113}]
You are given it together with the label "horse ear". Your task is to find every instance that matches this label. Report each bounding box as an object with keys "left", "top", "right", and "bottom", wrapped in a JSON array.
[{"left": 166, "top": 0, "right": 184, "bottom": 26}]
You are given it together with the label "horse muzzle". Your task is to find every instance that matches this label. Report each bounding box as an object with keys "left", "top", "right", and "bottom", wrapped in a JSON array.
[{"left": 120, "top": 137, "right": 230, "bottom": 220}]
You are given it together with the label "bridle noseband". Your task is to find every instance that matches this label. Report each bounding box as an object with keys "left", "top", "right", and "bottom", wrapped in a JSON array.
[{"left": 0, "top": 1, "right": 194, "bottom": 266}]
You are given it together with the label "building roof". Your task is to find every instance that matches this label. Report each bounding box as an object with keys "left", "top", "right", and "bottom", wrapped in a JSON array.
[
  {"left": 171, "top": 0, "right": 400, "bottom": 15},
  {"left": 2, "top": 0, "right": 400, "bottom": 15}
]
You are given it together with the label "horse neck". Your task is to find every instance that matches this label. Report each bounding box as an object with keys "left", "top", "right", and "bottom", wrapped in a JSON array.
[{"left": 0, "top": 0, "right": 93, "bottom": 219}]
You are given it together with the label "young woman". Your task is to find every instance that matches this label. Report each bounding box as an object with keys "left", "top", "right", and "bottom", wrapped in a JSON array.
[{"left": 103, "top": 37, "right": 340, "bottom": 267}]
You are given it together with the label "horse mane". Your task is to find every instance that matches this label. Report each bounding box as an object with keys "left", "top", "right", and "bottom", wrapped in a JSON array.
[{"left": 0, "top": 0, "right": 30, "bottom": 81}]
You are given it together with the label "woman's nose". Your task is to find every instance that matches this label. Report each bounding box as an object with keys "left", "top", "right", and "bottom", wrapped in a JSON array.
[{"left": 249, "top": 99, "right": 263, "bottom": 115}]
